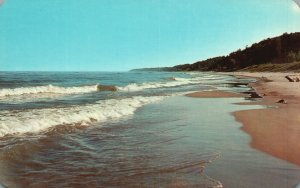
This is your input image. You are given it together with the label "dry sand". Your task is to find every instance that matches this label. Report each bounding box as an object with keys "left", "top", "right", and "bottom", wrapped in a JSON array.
[{"left": 230, "top": 72, "right": 300, "bottom": 166}]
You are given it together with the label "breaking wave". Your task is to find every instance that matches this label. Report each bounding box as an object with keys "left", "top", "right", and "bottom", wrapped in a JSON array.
[
  {"left": 118, "top": 77, "right": 204, "bottom": 91},
  {"left": 0, "top": 75, "right": 225, "bottom": 98},
  {"left": 0, "top": 96, "right": 165, "bottom": 137},
  {"left": 0, "top": 84, "right": 99, "bottom": 97}
]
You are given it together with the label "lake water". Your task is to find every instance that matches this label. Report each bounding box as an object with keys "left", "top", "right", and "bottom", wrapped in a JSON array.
[{"left": 0, "top": 71, "right": 299, "bottom": 187}]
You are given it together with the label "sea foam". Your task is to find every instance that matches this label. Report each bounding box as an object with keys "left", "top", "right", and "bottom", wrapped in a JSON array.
[
  {"left": 0, "top": 75, "right": 224, "bottom": 98},
  {"left": 0, "top": 96, "right": 165, "bottom": 137},
  {"left": 117, "top": 77, "right": 205, "bottom": 91},
  {"left": 0, "top": 84, "right": 98, "bottom": 97}
]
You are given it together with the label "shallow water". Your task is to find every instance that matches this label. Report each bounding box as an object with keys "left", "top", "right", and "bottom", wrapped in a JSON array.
[{"left": 0, "top": 71, "right": 299, "bottom": 187}]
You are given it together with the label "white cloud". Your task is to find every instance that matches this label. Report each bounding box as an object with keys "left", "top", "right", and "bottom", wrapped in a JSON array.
[{"left": 0, "top": 0, "right": 4, "bottom": 6}]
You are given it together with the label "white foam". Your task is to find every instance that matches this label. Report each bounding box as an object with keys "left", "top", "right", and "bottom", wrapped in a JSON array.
[
  {"left": 0, "top": 75, "right": 226, "bottom": 97},
  {"left": 118, "top": 77, "right": 205, "bottom": 91},
  {"left": 186, "top": 72, "right": 227, "bottom": 79},
  {"left": 0, "top": 84, "right": 98, "bottom": 97},
  {"left": 0, "top": 96, "right": 165, "bottom": 137}
]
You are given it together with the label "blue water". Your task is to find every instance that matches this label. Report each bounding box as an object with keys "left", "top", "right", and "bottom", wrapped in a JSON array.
[
  {"left": 2, "top": 71, "right": 299, "bottom": 188},
  {"left": 0, "top": 71, "right": 206, "bottom": 110},
  {"left": 0, "top": 71, "right": 240, "bottom": 111}
]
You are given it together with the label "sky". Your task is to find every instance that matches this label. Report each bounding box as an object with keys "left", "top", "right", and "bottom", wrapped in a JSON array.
[{"left": 0, "top": 0, "right": 300, "bottom": 71}]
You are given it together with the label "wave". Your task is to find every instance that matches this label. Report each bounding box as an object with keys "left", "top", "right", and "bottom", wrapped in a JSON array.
[
  {"left": 186, "top": 72, "right": 228, "bottom": 79},
  {"left": 118, "top": 77, "right": 204, "bottom": 91},
  {"left": 0, "top": 96, "right": 165, "bottom": 137},
  {"left": 0, "top": 84, "right": 99, "bottom": 97},
  {"left": 0, "top": 75, "right": 227, "bottom": 98},
  {"left": 118, "top": 74, "right": 231, "bottom": 92}
]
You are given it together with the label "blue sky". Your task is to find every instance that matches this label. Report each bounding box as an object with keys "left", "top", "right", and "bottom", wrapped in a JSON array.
[{"left": 0, "top": 0, "right": 300, "bottom": 71}]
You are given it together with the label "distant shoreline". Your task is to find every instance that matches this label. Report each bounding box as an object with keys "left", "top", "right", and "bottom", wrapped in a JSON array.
[{"left": 132, "top": 32, "right": 300, "bottom": 73}]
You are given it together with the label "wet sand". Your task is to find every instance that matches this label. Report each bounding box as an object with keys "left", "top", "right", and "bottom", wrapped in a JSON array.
[
  {"left": 186, "top": 91, "right": 248, "bottom": 98},
  {"left": 180, "top": 95, "right": 300, "bottom": 188},
  {"left": 227, "top": 72, "right": 300, "bottom": 167}
]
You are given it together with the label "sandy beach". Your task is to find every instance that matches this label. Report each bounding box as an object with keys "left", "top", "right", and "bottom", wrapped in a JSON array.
[
  {"left": 187, "top": 72, "right": 300, "bottom": 166},
  {"left": 222, "top": 72, "right": 300, "bottom": 167},
  {"left": 183, "top": 72, "right": 300, "bottom": 187},
  {"left": 184, "top": 81, "right": 300, "bottom": 187}
]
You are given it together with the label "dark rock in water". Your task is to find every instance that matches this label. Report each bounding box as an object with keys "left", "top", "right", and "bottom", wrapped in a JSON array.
[
  {"left": 276, "top": 99, "right": 287, "bottom": 104},
  {"left": 97, "top": 84, "right": 117, "bottom": 92},
  {"left": 242, "top": 91, "right": 262, "bottom": 99}
]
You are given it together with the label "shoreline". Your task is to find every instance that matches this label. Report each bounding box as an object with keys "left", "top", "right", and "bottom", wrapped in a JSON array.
[
  {"left": 227, "top": 72, "right": 300, "bottom": 166},
  {"left": 186, "top": 72, "right": 300, "bottom": 167},
  {"left": 185, "top": 90, "right": 248, "bottom": 98}
]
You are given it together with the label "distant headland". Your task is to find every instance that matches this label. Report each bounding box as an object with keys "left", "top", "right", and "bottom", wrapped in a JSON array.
[{"left": 132, "top": 32, "right": 300, "bottom": 72}]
